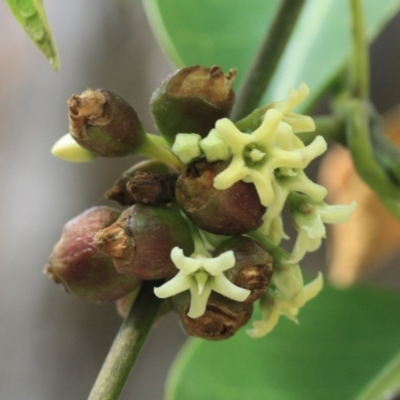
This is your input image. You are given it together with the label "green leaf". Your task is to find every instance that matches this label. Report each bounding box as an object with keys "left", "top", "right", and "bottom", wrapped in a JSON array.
[
  {"left": 5, "top": 0, "right": 59, "bottom": 70},
  {"left": 166, "top": 284, "right": 400, "bottom": 400},
  {"left": 143, "top": 0, "right": 400, "bottom": 113}
]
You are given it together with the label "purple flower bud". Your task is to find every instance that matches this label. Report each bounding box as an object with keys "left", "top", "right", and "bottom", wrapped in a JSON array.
[{"left": 44, "top": 206, "right": 141, "bottom": 302}]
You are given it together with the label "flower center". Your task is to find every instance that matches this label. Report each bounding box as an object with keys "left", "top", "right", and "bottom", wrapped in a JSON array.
[
  {"left": 242, "top": 143, "right": 267, "bottom": 167},
  {"left": 193, "top": 268, "right": 209, "bottom": 294}
]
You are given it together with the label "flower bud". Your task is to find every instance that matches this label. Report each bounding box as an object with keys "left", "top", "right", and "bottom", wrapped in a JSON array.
[
  {"left": 68, "top": 88, "right": 146, "bottom": 157},
  {"left": 213, "top": 236, "right": 273, "bottom": 302},
  {"left": 104, "top": 160, "right": 173, "bottom": 206},
  {"left": 94, "top": 204, "right": 194, "bottom": 280},
  {"left": 150, "top": 65, "right": 236, "bottom": 145},
  {"left": 171, "top": 291, "right": 253, "bottom": 340},
  {"left": 51, "top": 133, "right": 96, "bottom": 162},
  {"left": 175, "top": 159, "right": 266, "bottom": 235},
  {"left": 126, "top": 171, "right": 178, "bottom": 205},
  {"left": 44, "top": 206, "right": 141, "bottom": 302}
]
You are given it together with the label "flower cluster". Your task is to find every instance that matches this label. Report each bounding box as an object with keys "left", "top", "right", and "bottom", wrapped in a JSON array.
[{"left": 47, "top": 66, "right": 355, "bottom": 340}]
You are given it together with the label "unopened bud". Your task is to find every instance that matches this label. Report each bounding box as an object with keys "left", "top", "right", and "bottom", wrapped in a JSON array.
[
  {"left": 44, "top": 206, "right": 141, "bottom": 302},
  {"left": 104, "top": 160, "right": 173, "bottom": 206},
  {"left": 176, "top": 159, "right": 265, "bottom": 235},
  {"left": 126, "top": 171, "right": 177, "bottom": 205},
  {"left": 150, "top": 65, "right": 236, "bottom": 145},
  {"left": 51, "top": 133, "right": 96, "bottom": 162},
  {"left": 214, "top": 236, "right": 273, "bottom": 302},
  {"left": 94, "top": 204, "right": 194, "bottom": 280},
  {"left": 171, "top": 291, "right": 253, "bottom": 340},
  {"left": 68, "top": 88, "right": 146, "bottom": 157}
]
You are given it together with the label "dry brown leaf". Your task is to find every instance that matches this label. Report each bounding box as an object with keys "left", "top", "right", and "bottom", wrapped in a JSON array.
[{"left": 318, "top": 107, "right": 400, "bottom": 287}]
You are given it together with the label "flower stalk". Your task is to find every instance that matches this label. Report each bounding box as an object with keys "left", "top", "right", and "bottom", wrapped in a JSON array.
[
  {"left": 232, "top": 0, "right": 306, "bottom": 120},
  {"left": 88, "top": 281, "right": 162, "bottom": 400}
]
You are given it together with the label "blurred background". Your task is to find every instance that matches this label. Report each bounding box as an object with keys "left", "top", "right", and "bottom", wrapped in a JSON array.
[{"left": 0, "top": 1, "right": 400, "bottom": 399}]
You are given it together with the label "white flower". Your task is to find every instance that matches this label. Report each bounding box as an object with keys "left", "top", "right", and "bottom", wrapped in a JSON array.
[
  {"left": 51, "top": 133, "right": 96, "bottom": 162},
  {"left": 154, "top": 247, "right": 250, "bottom": 318},
  {"left": 247, "top": 268, "right": 323, "bottom": 338},
  {"left": 212, "top": 114, "right": 326, "bottom": 207},
  {"left": 289, "top": 200, "right": 357, "bottom": 263},
  {"left": 207, "top": 84, "right": 327, "bottom": 208}
]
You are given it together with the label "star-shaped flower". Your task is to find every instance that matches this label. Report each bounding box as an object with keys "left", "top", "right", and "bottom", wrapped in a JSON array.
[
  {"left": 289, "top": 198, "right": 357, "bottom": 263},
  {"left": 154, "top": 247, "right": 250, "bottom": 318},
  {"left": 211, "top": 108, "right": 327, "bottom": 207},
  {"left": 247, "top": 267, "right": 323, "bottom": 338},
  {"left": 263, "top": 169, "right": 328, "bottom": 221}
]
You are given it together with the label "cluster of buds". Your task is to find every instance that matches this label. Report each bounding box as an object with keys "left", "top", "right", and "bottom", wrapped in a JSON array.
[{"left": 46, "top": 65, "right": 355, "bottom": 340}]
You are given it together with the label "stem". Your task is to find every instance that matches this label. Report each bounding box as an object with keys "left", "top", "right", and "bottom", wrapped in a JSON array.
[
  {"left": 247, "top": 231, "right": 289, "bottom": 270},
  {"left": 147, "top": 133, "right": 170, "bottom": 148},
  {"left": 297, "top": 115, "right": 345, "bottom": 145},
  {"left": 88, "top": 282, "right": 163, "bottom": 400},
  {"left": 231, "top": 0, "right": 307, "bottom": 120},
  {"left": 355, "top": 351, "right": 400, "bottom": 400},
  {"left": 186, "top": 219, "right": 210, "bottom": 257},
  {"left": 138, "top": 135, "right": 182, "bottom": 170},
  {"left": 349, "top": 0, "right": 369, "bottom": 99}
]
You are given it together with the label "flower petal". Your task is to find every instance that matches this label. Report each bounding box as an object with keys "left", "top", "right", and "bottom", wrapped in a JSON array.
[
  {"left": 154, "top": 272, "right": 192, "bottom": 298},
  {"left": 211, "top": 274, "right": 250, "bottom": 301},
  {"left": 187, "top": 284, "right": 213, "bottom": 318},
  {"left": 319, "top": 201, "right": 357, "bottom": 224},
  {"left": 213, "top": 156, "right": 248, "bottom": 190},
  {"left": 202, "top": 250, "right": 235, "bottom": 275},
  {"left": 170, "top": 247, "right": 202, "bottom": 274}
]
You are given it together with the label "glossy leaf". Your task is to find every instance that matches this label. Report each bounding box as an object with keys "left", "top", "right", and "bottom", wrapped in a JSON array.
[
  {"left": 5, "top": 0, "right": 59, "bottom": 70},
  {"left": 143, "top": 0, "right": 400, "bottom": 113},
  {"left": 166, "top": 284, "right": 400, "bottom": 400}
]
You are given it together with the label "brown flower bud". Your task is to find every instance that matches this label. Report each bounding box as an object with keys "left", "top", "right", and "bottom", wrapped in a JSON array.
[
  {"left": 213, "top": 236, "right": 273, "bottom": 302},
  {"left": 126, "top": 171, "right": 177, "bottom": 205},
  {"left": 104, "top": 160, "right": 173, "bottom": 206},
  {"left": 150, "top": 65, "right": 236, "bottom": 145},
  {"left": 94, "top": 204, "right": 194, "bottom": 280},
  {"left": 171, "top": 291, "right": 253, "bottom": 340},
  {"left": 68, "top": 88, "right": 146, "bottom": 157},
  {"left": 44, "top": 206, "right": 141, "bottom": 302},
  {"left": 175, "top": 159, "right": 266, "bottom": 235}
]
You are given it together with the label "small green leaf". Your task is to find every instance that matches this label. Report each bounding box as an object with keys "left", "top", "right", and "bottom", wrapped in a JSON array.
[
  {"left": 166, "top": 283, "right": 400, "bottom": 400},
  {"left": 143, "top": 0, "right": 400, "bottom": 113},
  {"left": 5, "top": 0, "right": 60, "bottom": 70}
]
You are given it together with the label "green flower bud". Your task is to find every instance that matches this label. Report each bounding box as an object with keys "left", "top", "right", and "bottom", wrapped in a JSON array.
[
  {"left": 51, "top": 133, "right": 96, "bottom": 162},
  {"left": 171, "top": 291, "right": 253, "bottom": 341},
  {"left": 175, "top": 159, "right": 266, "bottom": 235},
  {"left": 104, "top": 160, "right": 175, "bottom": 206},
  {"left": 94, "top": 204, "right": 194, "bottom": 280},
  {"left": 213, "top": 236, "right": 273, "bottom": 302},
  {"left": 44, "top": 206, "right": 141, "bottom": 302},
  {"left": 68, "top": 88, "right": 146, "bottom": 157},
  {"left": 150, "top": 65, "right": 236, "bottom": 145}
]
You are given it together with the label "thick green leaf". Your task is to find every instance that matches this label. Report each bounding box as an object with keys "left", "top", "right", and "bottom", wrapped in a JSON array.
[
  {"left": 166, "top": 284, "right": 400, "bottom": 400},
  {"left": 5, "top": 0, "right": 59, "bottom": 70},
  {"left": 143, "top": 0, "right": 400, "bottom": 112}
]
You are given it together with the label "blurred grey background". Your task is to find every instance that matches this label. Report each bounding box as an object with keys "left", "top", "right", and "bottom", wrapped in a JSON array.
[{"left": 0, "top": 1, "right": 400, "bottom": 399}]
